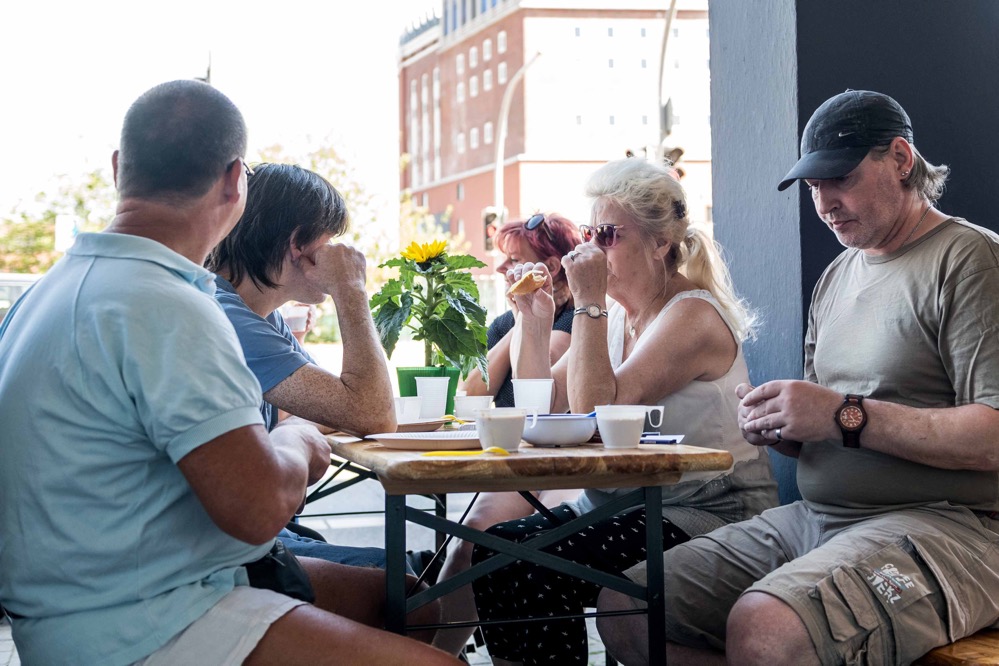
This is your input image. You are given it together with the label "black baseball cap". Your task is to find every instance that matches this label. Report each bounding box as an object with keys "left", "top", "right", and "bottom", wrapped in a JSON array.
[{"left": 777, "top": 90, "right": 913, "bottom": 191}]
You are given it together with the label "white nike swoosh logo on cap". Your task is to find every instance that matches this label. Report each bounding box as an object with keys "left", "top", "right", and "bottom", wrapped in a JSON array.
[{"left": 838, "top": 131, "right": 855, "bottom": 137}]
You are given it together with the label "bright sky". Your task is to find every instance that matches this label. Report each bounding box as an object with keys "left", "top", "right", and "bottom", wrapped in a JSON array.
[{"left": 0, "top": 0, "right": 439, "bottom": 223}]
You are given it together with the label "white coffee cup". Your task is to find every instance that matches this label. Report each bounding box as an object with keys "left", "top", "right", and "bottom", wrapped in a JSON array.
[
  {"left": 394, "top": 396, "right": 423, "bottom": 422},
  {"left": 415, "top": 377, "right": 451, "bottom": 419},
  {"left": 453, "top": 395, "right": 492, "bottom": 420},
  {"left": 281, "top": 304, "right": 310, "bottom": 333},
  {"left": 512, "top": 378, "right": 554, "bottom": 415},
  {"left": 595, "top": 405, "right": 665, "bottom": 449},
  {"left": 474, "top": 407, "right": 538, "bottom": 452}
]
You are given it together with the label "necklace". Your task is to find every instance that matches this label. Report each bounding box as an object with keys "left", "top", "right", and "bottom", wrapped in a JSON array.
[
  {"left": 902, "top": 205, "right": 932, "bottom": 247},
  {"left": 627, "top": 274, "right": 675, "bottom": 338}
]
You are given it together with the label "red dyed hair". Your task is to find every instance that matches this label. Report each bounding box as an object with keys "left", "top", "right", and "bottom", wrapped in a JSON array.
[{"left": 495, "top": 213, "right": 581, "bottom": 262}]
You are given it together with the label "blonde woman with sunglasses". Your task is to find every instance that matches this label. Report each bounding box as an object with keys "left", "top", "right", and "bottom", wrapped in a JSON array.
[{"left": 469, "top": 157, "right": 779, "bottom": 666}]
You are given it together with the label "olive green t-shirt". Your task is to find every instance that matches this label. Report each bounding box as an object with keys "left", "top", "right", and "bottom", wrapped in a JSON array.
[{"left": 799, "top": 218, "right": 999, "bottom": 513}]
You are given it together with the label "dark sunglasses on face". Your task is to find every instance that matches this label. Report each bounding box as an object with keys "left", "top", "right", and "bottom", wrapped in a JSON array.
[
  {"left": 525, "top": 212, "right": 554, "bottom": 241},
  {"left": 579, "top": 223, "right": 625, "bottom": 248}
]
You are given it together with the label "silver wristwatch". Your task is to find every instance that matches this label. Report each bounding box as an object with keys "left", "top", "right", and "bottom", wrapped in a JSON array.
[{"left": 573, "top": 304, "right": 608, "bottom": 319}]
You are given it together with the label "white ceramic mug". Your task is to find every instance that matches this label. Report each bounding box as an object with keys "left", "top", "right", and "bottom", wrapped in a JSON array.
[
  {"left": 281, "top": 303, "right": 310, "bottom": 333},
  {"left": 453, "top": 395, "right": 492, "bottom": 420},
  {"left": 394, "top": 396, "right": 423, "bottom": 422},
  {"left": 415, "top": 377, "right": 451, "bottom": 419},
  {"left": 595, "top": 405, "right": 665, "bottom": 449},
  {"left": 512, "top": 378, "right": 554, "bottom": 415},
  {"left": 474, "top": 407, "right": 538, "bottom": 452}
]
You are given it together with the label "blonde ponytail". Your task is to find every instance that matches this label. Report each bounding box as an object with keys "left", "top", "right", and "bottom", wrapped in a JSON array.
[{"left": 678, "top": 226, "right": 756, "bottom": 341}]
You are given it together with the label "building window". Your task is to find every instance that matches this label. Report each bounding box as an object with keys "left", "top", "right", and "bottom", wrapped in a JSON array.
[
  {"left": 575, "top": 27, "right": 580, "bottom": 37},
  {"left": 483, "top": 38, "right": 492, "bottom": 60},
  {"left": 484, "top": 121, "right": 493, "bottom": 144},
  {"left": 641, "top": 27, "right": 646, "bottom": 37},
  {"left": 498, "top": 30, "right": 507, "bottom": 53},
  {"left": 470, "top": 127, "right": 479, "bottom": 149},
  {"left": 470, "top": 76, "right": 478, "bottom": 97},
  {"left": 457, "top": 54, "right": 465, "bottom": 75},
  {"left": 608, "top": 27, "right": 613, "bottom": 37},
  {"left": 576, "top": 115, "right": 582, "bottom": 125},
  {"left": 609, "top": 115, "right": 615, "bottom": 125},
  {"left": 457, "top": 82, "right": 465, "bottom": 103},
  {"left": 673, "top": 27, "right": 679, "bottom": 38},
  {"left": 483, "top": 69, "right": 492, "bottom": 91},
  {"left": 608, "top": 59, "right": 614, "bottom": 68},
  {"left": 641, "top": 58, "right": 647, "bottom": 68},
  {"left": 457, "top": 132, "right": 466, "bottom": 154},
  {"left": 457, "top": 183, "right": 465, "bottom": 200},
  {"left": 497, "top": 61, "right": 507, "bottom": 84},
  {"left": 674, "top": 59, "right": 680, "bottom": 69},
  {"left": 470, "top": 46, "right": 478, "bottom": 68},
  {"left": 481, "top": 0, "right": 487, "bottom": 12},
  {"left": 642, "top": 115, "right": 648, "bottom": 125},
  {"left": 422, "top": 192, "right": 429, "bottom": 208}
]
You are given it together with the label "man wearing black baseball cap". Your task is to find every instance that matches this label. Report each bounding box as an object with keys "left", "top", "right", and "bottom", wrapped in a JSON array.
[
  {"left": 778, "top": 89, "right": 914, "bottom": 190},
  {"left": 597, "top": 90, "right": 999, "bottom": 665}
]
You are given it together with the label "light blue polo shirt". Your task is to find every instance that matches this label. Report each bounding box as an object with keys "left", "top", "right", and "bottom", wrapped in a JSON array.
[{"left": 0, "top": 232, "right": 269, "bottom": 666}]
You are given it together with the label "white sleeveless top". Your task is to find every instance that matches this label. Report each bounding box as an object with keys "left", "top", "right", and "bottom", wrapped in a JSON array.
[{"left": 569, "top": 290, "right": 777, "bottom": 534}]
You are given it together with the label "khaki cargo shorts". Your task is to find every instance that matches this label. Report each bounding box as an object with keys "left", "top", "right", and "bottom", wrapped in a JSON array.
[{"left": 629, "top": 501, "right": 999, "bottom": 665}]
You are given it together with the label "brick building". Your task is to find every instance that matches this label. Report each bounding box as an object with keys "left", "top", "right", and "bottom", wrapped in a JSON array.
[{"left": 399, "top": 0, "right": 710, "bottom": 313}]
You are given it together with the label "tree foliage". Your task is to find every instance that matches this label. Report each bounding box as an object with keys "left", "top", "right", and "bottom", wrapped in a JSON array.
[{"left": 0, "top": 169, "right": 115, "bottom": 273}]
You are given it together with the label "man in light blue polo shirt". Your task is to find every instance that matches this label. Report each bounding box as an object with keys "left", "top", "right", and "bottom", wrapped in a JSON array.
[{"left": 0, "top": 80, "right": 458, "bottom": 666}]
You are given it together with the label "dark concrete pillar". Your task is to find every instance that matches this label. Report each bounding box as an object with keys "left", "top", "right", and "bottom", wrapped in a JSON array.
[{"left": 708, "top": 0, "right": 999, "bottom": 504}]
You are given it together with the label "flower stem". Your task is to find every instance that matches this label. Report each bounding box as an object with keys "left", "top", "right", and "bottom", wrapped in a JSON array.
[{"left": 423, "top": 272, "right": 437, "bottom": 366}]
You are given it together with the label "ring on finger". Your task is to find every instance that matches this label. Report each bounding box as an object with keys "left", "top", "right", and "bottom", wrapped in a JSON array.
[{"left": 775, "top": 427, "right": 783, "bottom": 441}]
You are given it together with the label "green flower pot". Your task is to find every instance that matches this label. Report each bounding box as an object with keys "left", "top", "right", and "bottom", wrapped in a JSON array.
[{"left": 396, "top": 366, "right": 461, "bottom": 415}]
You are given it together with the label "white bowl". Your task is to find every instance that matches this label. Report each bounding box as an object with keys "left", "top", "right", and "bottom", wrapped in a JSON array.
[{"left": 521, "top": 414, "right": 596, "bottom": 447}]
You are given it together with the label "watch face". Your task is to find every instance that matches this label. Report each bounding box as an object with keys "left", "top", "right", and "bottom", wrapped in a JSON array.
[
  {"left": 839, "top": 405, "right": 864, "bottom": 430},
  {"left": 587, "top": 305, "right": 601, "bottom": 318}
]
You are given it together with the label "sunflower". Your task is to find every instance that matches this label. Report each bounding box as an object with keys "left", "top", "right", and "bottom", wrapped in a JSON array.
[{"left": 400, "top": 240, "right": 448, "bottom": 263}]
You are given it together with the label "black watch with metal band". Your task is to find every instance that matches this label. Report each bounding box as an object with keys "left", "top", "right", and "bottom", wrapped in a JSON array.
[
  {"left": 835, "top": 394, "right": 867, "bottom": 448},
  {"left": 573, "top": 304, "right": 608, "bottom": 319}
]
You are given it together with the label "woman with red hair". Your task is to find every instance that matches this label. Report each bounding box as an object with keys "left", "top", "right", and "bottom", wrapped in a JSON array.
[
  {"left": 462, "top": 213, "right": 581, "bottom": 406},
  {"left": 434, "top": 213, "right": 581, "bottom": 657}
]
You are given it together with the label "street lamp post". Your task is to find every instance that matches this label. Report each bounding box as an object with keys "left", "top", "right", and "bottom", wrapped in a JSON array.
[{"left": 493, "top": 51, "right": 541, "bottom": 225}]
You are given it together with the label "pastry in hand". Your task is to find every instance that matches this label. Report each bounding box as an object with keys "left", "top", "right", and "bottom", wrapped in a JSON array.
[{"left": 506, "top": 270, "right": 546, "bottom": 296}]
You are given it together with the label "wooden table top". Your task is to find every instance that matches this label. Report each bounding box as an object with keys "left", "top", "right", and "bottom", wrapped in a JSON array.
[{"left": 327, "top": 435, "right": 734, "bottom": 494}]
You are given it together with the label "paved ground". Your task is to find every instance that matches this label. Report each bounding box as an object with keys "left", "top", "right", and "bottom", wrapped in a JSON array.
[{"left": 0, "top": 618, "right": 18, "bottom": 666}]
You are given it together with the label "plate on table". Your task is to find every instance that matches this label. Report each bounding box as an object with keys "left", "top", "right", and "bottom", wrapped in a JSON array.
[
  {"left": 368, "top": 430, "right": 482, "bottom": 450},
  {"left": 396, "top": 418, "right": 449, "bottom": 433}
]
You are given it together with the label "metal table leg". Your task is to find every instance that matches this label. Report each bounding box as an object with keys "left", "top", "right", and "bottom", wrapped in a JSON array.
[
  {"left": 645, "top": 484, "right": 666, "bottom": 664},
  {"left": 385, "top": 494, "right": 407, "bottom": 634}
]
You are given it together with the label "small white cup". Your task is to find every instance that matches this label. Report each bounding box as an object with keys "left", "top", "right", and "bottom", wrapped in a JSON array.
[
  {"left": 394, "top": 396, "right": 423, "bottom": 422},
  {"left": 453, "top": 395, "right": 492, "bottom": 420},
  {"left": 595, "top": 405, "right": 665, "bottom": 449},
  {"left": 512, "top": 378, "right": 554, "bottom": 415},
  {"left": 415, "top": 377, "right": 451, "bottom": 419},
  {"left": 281, "top": 304, "right": 310, "bottom": 333},
  {"left": 474, "top": 407, "right": 538, "bottom": 452}
]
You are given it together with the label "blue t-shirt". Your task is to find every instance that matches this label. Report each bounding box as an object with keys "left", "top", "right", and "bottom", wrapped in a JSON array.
[
  {"left": 0, "top": 233, "right": 267, "bottom": 666},
  {"left": 487, "top": 306, "right": 575, "bottom": 407},
  {"left": 213, "top": 276, "right": 315, "bottom": 430}
]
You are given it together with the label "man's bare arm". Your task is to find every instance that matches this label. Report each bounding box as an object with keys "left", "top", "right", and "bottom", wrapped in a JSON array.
[
  {"left": 741, "top": 380, "right": 999, "bottom": 470},
  {"left": 178, "top": 424, "right": 331, "bottom": 544},
  {"left": 267, "top": 243, "right": 396, "bottom": 436}
]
